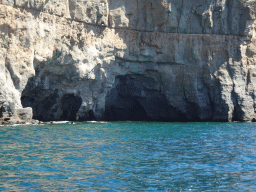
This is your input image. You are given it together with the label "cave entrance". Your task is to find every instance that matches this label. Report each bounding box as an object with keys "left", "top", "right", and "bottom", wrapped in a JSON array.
[
  {"left": 106, "top": 97, "right": 149, "bottom": 121},
  {"left": 61, "top": 94, "right": 82, "bottom": 121},
  {"left": 105, "top": 75, "right": 171, "bottom": 121}
]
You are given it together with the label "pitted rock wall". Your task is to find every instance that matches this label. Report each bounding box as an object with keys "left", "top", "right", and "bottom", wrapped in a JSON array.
[
  {"left": 1, "top": 1, "right": 256, "bottom": 123},
  {"left": 1, "top": 0, "right": 255, "bottom": 35}
]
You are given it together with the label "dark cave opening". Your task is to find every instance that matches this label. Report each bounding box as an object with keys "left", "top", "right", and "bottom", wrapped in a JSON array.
[
  {"left": 105, "top": 75, "right": 172, "bottom": 121},
  {"left": 21, "top": 88, "right": 60, "bottom": 121},
  {"left": 61, "top": 94, "right": 82, "bottom": 121},
  {"left": 21, "top": 79, "right": 83, "bottom": 121},
  {"left": 106, "top": 97, "right": 149, "bottom": 121}
]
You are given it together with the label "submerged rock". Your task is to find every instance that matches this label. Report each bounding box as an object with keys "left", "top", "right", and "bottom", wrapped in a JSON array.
[{"left": 1, "top": 0, "right": 256, "bottom": 122}]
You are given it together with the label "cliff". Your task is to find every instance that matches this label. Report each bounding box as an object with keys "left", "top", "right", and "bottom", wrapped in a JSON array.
[{"left": 1, "top": 0, "right": 256, "bottom": 123}]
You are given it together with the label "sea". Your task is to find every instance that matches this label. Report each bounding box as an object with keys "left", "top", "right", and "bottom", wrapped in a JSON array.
[{"left": 0, "top": 121, "right": 256, "bottom": 191}]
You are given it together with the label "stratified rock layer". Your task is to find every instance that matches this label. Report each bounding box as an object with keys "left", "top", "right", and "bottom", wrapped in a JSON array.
[{"left": 1, "top": 0, "right": 256, "bottom": 123}]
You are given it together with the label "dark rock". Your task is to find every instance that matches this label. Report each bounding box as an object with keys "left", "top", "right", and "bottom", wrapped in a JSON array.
[
  {"left": 105, "top": 75, "right": 178, "bottom": 121},
  {"left": 61, "top": 94, "right": 82, "bottom": 121}
]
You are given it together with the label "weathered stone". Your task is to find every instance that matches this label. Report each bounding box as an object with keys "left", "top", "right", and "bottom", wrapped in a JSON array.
[
  {"left": 15, "top": 108, "right": 33, "bottom": 121},
  {"left": 1, "top": 1, "right": 256, "bottom": 123}
]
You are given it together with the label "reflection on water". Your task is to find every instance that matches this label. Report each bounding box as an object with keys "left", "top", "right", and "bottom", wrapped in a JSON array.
[{"left": 0, "top": 122, "right": 256, "bottom": 191}]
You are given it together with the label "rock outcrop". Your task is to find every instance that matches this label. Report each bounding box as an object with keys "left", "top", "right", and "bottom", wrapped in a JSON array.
[{"left": 1, "top": 0, "right": 256, "bottom": 123}]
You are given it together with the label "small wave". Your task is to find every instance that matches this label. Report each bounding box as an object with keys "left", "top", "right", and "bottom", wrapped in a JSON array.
[
  {"left": 86, "top": 121, "right": 107, "bottom": 123},
  {"left": 43, "top": 121, "right": 70, "bottom": 124},
  {"left": 51, "top": 121, "right": 70, "bottom": 124},
  {"left": 11, "top": 124, "right": 24, "bottom": 126}
]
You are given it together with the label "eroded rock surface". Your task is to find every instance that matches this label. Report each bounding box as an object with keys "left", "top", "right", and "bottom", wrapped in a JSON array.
[{"left": 1, "top": 0, "right": 256, "bottom": 123}]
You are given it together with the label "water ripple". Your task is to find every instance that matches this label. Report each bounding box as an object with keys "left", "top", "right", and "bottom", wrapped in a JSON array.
[{"left": 0, "top": 122, "right": 256, "bottom": 191}]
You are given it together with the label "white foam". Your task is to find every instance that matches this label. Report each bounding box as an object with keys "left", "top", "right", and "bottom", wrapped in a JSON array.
[{"left": 86, "top": 121, "right": 107, "bottom": 123}]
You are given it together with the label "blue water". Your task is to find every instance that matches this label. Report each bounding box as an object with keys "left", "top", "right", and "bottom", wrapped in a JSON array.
[{"left": 0, "top": 122, "right": 256, "bottom": 191}]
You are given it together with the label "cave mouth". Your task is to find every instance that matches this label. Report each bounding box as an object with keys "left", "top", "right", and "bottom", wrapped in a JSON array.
[
  {"left": 21, "top": 76, "right": 84, "bottom": 122},
  {"left": 105, "top": 75, "right": 172, "bottom": 122},
  {"left": 105, "top": 97, "right": 149, "bottom": 121},
  {"left": 61, "top": 94, "right": 82, "bottom": 121}
]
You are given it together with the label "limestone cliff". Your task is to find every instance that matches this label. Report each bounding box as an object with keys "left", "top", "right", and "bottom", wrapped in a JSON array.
[{"left": 1, "top": 0, "right": 256, "bottom": 123}]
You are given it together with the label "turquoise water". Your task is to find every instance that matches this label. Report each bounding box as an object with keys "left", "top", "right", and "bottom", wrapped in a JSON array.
[{"left": 0, "top": 122, "right": 256, "bottom": 191}]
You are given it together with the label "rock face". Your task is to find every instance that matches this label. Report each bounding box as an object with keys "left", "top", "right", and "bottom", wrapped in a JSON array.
[{"left": 1, "top": 0, "right": 256, "bottom": 123}]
